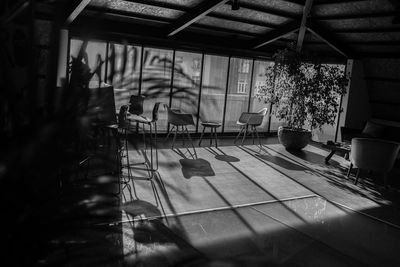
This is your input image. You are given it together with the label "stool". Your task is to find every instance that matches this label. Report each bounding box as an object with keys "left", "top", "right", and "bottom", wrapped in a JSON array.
[{"left": 199, "top": 122, "right": 222, "bottom": 148}]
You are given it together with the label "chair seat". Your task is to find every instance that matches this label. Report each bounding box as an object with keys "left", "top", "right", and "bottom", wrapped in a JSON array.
[
  {"left": 201, "top": 122, "right": 221, "bottom": 128},
  {"left": 128, "top": 114, "right": 152, "bottom": 124},
  {"left": 236, "top": 121, "right": 247, "bottom": 126}
]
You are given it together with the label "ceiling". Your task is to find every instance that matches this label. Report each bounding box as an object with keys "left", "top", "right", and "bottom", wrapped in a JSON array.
[{"left": 42, "top": 0, "right": 400, "bottom": 60}]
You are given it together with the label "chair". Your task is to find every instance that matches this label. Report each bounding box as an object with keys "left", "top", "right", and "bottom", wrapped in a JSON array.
[
  {"left": 347, "top": 138, "right": 400, "bottom": 186},
  {"left": 234, "top": 108, "right": 268, "bottom": 145},
  {"left": 164, "top": 104, "right": 195, "bottom": 149}
]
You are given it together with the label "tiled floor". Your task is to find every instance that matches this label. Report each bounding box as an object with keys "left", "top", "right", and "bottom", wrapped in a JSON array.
[{"left": 115, "top": 137, "right": 400, "bottom": 266}]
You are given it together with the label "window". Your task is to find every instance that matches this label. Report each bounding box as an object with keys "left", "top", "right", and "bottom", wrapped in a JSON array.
[
  {"left": 239, "top": 59, "right": 250, "bottom": 73},
  {"left": 224, "top": 57, "right": 253, "bottom": 132},
  {"left": 237, "top": 80, "right": 247, "bottom": 94},
  {"left": 171, "top": 51, "right": 203, "bottom": 132},
  {"left": 200, "top": 54, "right": 228, "bottom": 129}
]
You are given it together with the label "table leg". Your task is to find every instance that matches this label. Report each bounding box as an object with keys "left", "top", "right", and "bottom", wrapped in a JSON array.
[
  {"left": 199, "top": 126, "right": 205, "bottom": 146},
  {"left": 325, "top": 150, "right": 336, "bottom": 164},
  {"left": 210, "top": 127, "right": 213, "bottom": 146},
  {"left": 214, "top": 128, "right": 218, "bottom": 148}
]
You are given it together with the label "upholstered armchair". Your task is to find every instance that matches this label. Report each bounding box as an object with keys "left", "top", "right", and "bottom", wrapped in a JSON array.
[{"left": 347, "top": 138, "right": 400, "bottom": 186}]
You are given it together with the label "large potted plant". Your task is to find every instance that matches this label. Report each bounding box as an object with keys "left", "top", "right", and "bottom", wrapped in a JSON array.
[{"left": 255, "top": 48, "right": 348, "bottom": 150}]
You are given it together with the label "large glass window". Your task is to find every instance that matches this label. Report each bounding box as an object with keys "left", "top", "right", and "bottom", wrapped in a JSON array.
[
  {"left": 107, "top": 43, "right": 141, "bottom": 111},
  {"left": 171, "top": 51, "right": 202, "bottom": 132},
  {"left": 224, "top": 58, "right": 253, "bottom": 132},
  {"left": 199, "top": 54, "right": 229, "bottom": 131},
  {"left": 141, "top": 47, "right": 173, "bottom": 132},
  {"left": 250, "top": 60, "right": 275, "bottom": 132},
  {"left": 307, "top": 64, "right": 345, "bottom": 143},
  {"left": 69, "top": 39, "right": 107, "bottom": 87}
]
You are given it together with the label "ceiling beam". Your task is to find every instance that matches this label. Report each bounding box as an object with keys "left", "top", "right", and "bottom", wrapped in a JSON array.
[
  {"left": 314, "top": 0, "right": 370, "bottom": 5},
  {"left": 307, "top": 22, "right": 353, "bottom": 58},
  {"left": 63, "top": 0, "right": 91, "bottom": 26},
  {"left": 332, "top": 27, "right": 400, "bottom": 33},
  {"left": 233, "top": 2, "right": 300, "bottom": 19},
  {"left": 167, "top": 0, "right": 229, "bottom": 36},
  {"left": 83, "top": 8, "right": 261, "bottom": 38},
  {"left": 313, "top": 10, "right": 400, "bottom": 20},
  {"left": 296, "top": 0, "right": 314, "bottom": 52},
  {"left": 282, "top": 0, "right": 305, "bottom": 6},
  {"left": 2, "top": 0, "right": 29, "bottom": 25},
  {"left": 251, "top": 21, "right": 299, "bottom": 49}
]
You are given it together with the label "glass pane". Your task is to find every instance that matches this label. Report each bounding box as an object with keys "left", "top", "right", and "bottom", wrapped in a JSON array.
[
  {"left": 250, "top": 60, "right": 274, "bottom": 133},
  {"left": 199, "top": 54, "right": 229, "bottom": 132},
  {"left": 308, "top": 64, "right": 345, "bottom": 143},
  {"left": 171, "top": 51, "right": 202, "bottom": 132},
  {"left": 107, "top": 43, "right": 141, "bottom": 111},
  {"left": 69, "top": 39, "right": 107, "bottom": 87},
  {"left": 224, "top": 58, "right": 253, "bottom": 132},
  {"left": 141, "top": 47, "right": 174, "bottom": 132}
]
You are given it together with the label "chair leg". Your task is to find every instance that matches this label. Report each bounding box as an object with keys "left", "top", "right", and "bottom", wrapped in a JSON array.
[
  {"left": 214, "top": 128, "right": 218, "bottom": 148},
  {"left": 199, "top": 126, "right": 205, "bottom": 146},
  {"left": 234, "top": 126, "right": 244, "bottom": 144},
  {"left": 251, "top": 126, "right": 255, "bottom": 145},
  {"left": 241, "top": 125, "right": 248, "bottom": 145},
  {"left": 355, "top": 168, "right": 360, "bottom": 185},
  {"left": 347, "top": 162, "right": 353, "bottom": 178},
  {"left": 165, "top": 125, "right": 175, "bottom": 141},
  {"left": 172, "top": 126, "right": 178, "bottom": 149},
  {"left": 210, "top": 127, "right": 213, "bottom": 147},
  {"left": 254, "top": 127, "right": 261, "bottom": 146},
  {"left": 185, "top": 126, "right": 195, "bottom": 151}
]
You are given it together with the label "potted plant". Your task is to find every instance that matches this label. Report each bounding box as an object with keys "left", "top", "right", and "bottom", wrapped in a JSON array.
[{"left": 255, "top": 48, "right": 348, "bottom": 150}]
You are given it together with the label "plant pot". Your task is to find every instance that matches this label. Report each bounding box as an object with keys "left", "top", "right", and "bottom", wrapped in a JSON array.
[{"left": 278, "top": 126, "right": 311, "bottom": 150}]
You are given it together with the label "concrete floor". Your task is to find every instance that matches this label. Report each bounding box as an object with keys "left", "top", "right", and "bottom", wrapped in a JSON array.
[{"left": 115, "top": 136, "right": 400, "bottom": 267}]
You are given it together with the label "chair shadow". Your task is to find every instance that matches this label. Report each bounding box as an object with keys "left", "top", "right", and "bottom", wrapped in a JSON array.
[
  {"left": 121, "top": 199, "right": 162, "bottom": 218},
  {"left": 215, "top": 154, "right": 240, "bottom": 163},
  {"left": 179, "top": 158, "right": 215, "bottom": 179}
]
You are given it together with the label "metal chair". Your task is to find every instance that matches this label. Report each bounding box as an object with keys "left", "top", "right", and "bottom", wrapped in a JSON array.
[
  {"left": 347, "top": 138, "right": 400, "bottom": 186},
  {"left": 234, "top": 108, "right": 268, "bottom": 145},
  {"left": 164, "top": 104, "right": 195, "bottom": 149}
]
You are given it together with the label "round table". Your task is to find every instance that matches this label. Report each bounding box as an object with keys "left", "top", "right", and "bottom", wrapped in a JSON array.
[{"left": 199, "top": 122, "right": 222, "bottom": 148}]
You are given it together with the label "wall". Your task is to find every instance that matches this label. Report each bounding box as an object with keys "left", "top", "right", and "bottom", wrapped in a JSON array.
[
  {"left": 363, "top": 58, "right": 400, "bottom": 123},
  {"left": 341, "top": 59, "right": 371, "bottom": 130}
]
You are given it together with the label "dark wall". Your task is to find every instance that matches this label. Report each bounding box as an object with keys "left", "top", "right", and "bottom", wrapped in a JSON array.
[{"left": 363, "top": 58, "right": 400, "bottom": 122}]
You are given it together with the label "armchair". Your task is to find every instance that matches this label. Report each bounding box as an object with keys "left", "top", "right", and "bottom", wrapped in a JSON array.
[{"left": 347, "top": 138, "right": 400, "bottom": 186}]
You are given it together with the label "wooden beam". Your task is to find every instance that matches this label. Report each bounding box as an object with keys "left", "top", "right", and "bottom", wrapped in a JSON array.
[
  {"left": 332, "top": 27, "right": 400, "bottom": 34},
  {"left": 167, "top": 0, "right": 229, "bottom": 36},
  {"left": 83, "top": 8, "right": 261, "bottom": 38},
  {"left": 234, "top": 2, "right": 300, "bottom": 19},
  {"left": 307, "top": 22, "right": 353, "bottom": 58},
  {"left": 63, "top": 0, "right": 91, "bottom": 26},
  {"left": 2, "top": 0, "right": 29, "bottom": 25},
  {"left": 252, "top": 21, "right": 299, "bottom": 49},
  {"left": 314, "top": 10, "right": 400, "bottom": 20},
  {"left": 314, "top": 0, "right": 369, "bottom": 5},
  {"left": 296, "top": 0, "right": 314, "bottom": 52}
]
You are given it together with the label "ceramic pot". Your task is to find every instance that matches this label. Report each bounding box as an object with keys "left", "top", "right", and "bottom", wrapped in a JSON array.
[{"left": 278, "top": 126, "right": 311, "bottom": 150}]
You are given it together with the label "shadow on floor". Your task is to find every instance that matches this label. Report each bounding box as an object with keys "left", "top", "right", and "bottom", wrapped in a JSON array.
[{"left": 179, "top": 158, "right": 215, "bottom": 179}]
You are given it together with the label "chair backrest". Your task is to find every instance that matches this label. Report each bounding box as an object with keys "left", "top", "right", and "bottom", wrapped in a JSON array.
[
  {"left": 118, "top": 105, "right": 130, "bottom": 129},
  {"left": 164, "top": 105, "right": 194, "bottom": 126},
  {"left": 350, "top": 138, "right": 400, "bottom": 172},
  {"left": 128, "top": 95, "right": 144, "bottom": 115},
  {"left": 248, "top": 108, "right": 268, "bottom": 126}
]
